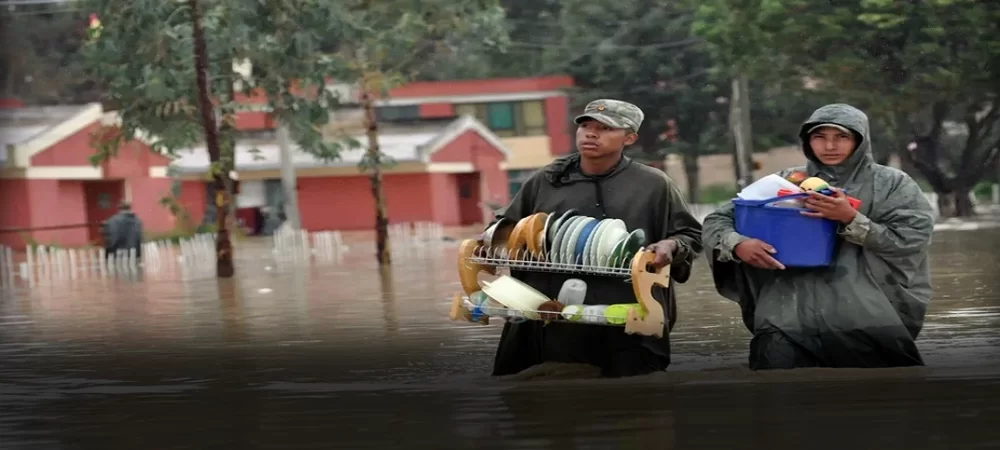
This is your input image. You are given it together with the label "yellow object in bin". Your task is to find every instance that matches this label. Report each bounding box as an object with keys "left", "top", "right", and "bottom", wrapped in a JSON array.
[
  {"left": 604, "top": 303, "right": 645, "bottom": 325},
  {"left": 799, "top": 177, "right": 829, "bottom": 192}
]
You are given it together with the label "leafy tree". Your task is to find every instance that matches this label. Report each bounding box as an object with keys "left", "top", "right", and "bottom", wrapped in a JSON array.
[
  {"left": 410, "top": 0, "right": 559, "bottom": 81},
  {"left": 0, "top": 8, "right": 100, "bottom": 104},
  {"left": 317, "top": 0, "right": 509, "bottom": 266},
  {"left": 695, "top": 0, "right": 1000, "bottom": 216},
  {"left": 551, "top": 0, "right": 728, "bottom": 202},
  {"left": 83, "top": 0, "right": 347, "bottom": 277}
]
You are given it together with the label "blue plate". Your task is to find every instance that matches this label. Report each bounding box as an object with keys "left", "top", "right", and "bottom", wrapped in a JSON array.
[{"left": 573, "top": 220, "right": 600, "bottom": 265}]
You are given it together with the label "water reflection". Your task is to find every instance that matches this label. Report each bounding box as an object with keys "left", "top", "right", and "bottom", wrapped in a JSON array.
[
  {"left": 0, "top": 229, "right": 997, "bottom": 448},
  {"left": 380, "top": 264, "right": 400, "bottom": 334}
]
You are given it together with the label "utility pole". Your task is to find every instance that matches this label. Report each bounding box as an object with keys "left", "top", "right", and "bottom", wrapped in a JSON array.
[
  {"left": 277, "top": 122, "right": 301, "bottom": 229},
  {"left": 729, "top": 74, "right": 755, "bottom": 190}
]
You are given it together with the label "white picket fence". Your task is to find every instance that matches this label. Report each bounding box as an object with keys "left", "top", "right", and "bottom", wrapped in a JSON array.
[
  {"left": 269, "top": 222, "right": 445, "bottom": 264},
  {"left": 389, "top": 222, "right": 445, "bottom": 245},
  {"left": 0, "top": 233, "right": 216, "bottom": 289},
  {"left": 271, "top": 227, "right": 348, "bottom": 264}
]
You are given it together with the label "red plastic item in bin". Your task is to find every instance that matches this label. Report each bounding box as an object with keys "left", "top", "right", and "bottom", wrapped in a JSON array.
[{"left": 777, "top": 189, "right": 862, "bottom": 210}]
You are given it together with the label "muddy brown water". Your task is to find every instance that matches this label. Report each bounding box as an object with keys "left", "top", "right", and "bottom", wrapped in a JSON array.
[{"left": 1, "top": 229, "right": 999, "bottom": 449}]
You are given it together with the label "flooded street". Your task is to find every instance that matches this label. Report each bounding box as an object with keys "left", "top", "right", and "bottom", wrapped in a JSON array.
[{"left": 1, "top": 228, "right": 999, "bottom": 449}]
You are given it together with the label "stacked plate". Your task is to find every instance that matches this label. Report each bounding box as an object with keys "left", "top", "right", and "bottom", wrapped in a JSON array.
[{"left": 501, "top": 210, "right": 648, "bottom": 268}]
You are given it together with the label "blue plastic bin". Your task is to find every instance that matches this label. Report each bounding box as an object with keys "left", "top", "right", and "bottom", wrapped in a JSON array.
[{"left": 732, "top": 193, "right": 839, "bottom": 267}]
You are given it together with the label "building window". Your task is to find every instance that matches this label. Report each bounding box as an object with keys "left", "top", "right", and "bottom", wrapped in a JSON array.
[
  {"left": 454, "top": 103, "right": 485, "bottom": 122},
  {"left": 521, "top": 100, "right": 546, "bottom": 136},
  {"left": 507, "top": 169, "right": 535, "bottom": 198},
  {"left": 486, "top": 103, "right": 516, "bottom": 136},
  {"left": 454, "top": 100, "right": 547, "bottom": 137},
  {"left": 375, "top": 105, "right": 420, "bottom": 123}
]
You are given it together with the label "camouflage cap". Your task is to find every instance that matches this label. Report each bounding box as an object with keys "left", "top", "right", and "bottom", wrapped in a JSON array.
[{"left": 573, "top": 99, "right": 644, "bottom": 133}]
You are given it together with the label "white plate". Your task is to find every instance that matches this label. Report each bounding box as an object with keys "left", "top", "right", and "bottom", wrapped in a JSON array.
[
  {"left": 562, "top": 217, "right": 595, "bottom": 264},
  {"left": 547, "top": 210, "right": 577, "bottom": 252},
  {"left": 550, "top": 216, "right": 581, "bottom": 263},
  {"left": 596, "top": 220, "right": 628, "bottom": 267}
]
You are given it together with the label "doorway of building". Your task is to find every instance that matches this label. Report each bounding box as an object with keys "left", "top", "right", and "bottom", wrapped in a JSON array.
[
  {"left": 83, "top": 180, "right": 124, "bottom": 244},
  {"left": 456, "top": 173, "right": 482, "bottom": 226}
]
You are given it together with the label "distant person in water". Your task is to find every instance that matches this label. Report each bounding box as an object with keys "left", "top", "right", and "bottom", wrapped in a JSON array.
[
  {"left": 702, "top": 103, "right": 936, "bottom": 370},
  {"left": 102, "top": 201, "right": 144, "bottom": 260}
]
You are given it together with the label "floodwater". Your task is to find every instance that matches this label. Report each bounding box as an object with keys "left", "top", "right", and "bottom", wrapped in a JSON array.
[{"left": 1, "top": 228, "right": 999, "bottom": 449}]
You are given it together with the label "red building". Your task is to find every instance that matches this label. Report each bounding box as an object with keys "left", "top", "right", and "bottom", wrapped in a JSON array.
[
  {"left": 0, "top": 103, "right": 174, "bottom": 249},
  {"left": 0, "top": 76, "right": 576, "bottom": 244},
  {"left": 175, "top": 76, "right": 576, "bottom": 231},
  {"left": 171, "top": 114, "right": 513, "bottom": 231}
]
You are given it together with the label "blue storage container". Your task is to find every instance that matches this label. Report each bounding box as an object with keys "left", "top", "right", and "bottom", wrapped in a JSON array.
[{"left": 732, "top": 193, "right": 839, "bottom": 267}]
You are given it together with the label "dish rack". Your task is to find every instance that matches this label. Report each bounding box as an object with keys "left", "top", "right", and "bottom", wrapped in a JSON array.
[{"left": 449, "top": 238, "right": 670, "bottom": 338}]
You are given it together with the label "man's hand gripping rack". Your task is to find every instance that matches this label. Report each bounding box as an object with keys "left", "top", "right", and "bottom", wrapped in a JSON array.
[{"left": 448, "top": 239, "right": 670, "bottom": 338}]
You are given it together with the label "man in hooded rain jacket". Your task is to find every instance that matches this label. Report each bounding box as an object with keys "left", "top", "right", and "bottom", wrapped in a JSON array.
[
  {"left": 487, "top": 99, "right": 704, "bottom": 378},
  {"left": 702, "top": 103, "right": 936, "bottom": 370},
  {"left": 101, "top": 201, "right": 144, "bottom": 260}
]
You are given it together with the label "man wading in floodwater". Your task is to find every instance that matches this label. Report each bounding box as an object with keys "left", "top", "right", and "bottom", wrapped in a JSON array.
[
  {"left": 101, "top": 201, "right": 144, "bottom": 261},
  {"left": 703, "top": 103, "right": 936, "bottom": 370},
  {"left": 486, "top": 99, "right": 703, "bottom": 378}
]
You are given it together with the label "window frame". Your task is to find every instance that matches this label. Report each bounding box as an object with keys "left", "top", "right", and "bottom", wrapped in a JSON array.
[
  {"left": 453, "top": 100, "right": 547, "bottom": 137},
  {"left": 375, "top": 105, "right": 421, "bottom": 123}
]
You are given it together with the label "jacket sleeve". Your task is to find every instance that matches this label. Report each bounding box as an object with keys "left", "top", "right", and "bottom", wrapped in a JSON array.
[
  {"left": 661, "top": 180, "right": 703, "bottom": 283},
  {"left": 701, "top": 201, "right": 759, "bottom": 326},
  {"left": 838, "top": 174, "right": 935, "bottom": 257},
  {"left": 702, "top": 202, "right": 750, "bottom": 264}
]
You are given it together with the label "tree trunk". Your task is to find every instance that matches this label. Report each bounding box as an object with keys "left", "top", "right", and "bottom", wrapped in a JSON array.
[
  {"left": 682, "top": 150, "right": 700, "bottom": 204},
  {"left": 189, "top": 0, "right": 234, "bottom": 278},
  {"left": 729, "top": 74, "right": 755, "bottom": 189},
  {"left": 361, "top": 87, "right": 391, "bottom": 267},
  {"left": 936, "top": 188, "right": 976, "bottom": 218},
  {"left": 277, "top": 123, "right": 301, "bottom": 229}
]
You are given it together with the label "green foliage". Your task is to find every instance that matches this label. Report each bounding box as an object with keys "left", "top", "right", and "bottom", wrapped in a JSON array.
[
  {"left": 698, "top": 183, "right": 738, "bottom": 204},
  {"left": 82, "top": 0, "right": 356, "bottom": 166},
  {"left": 551, "top": 0, "right": 728, "bottom": 161},
  {"left": 972, "top": 180, "right": 995, "bottom": 201},
  {"left": 693, "top": 0, "right": 1000, "bottom": 196},
  {"left": 0, "top": 9, "right": 101, "bottom": 104},
  {"left": 82, "top": 0, "right": 509, "bottom": 171},
  {"left": 319, "top": 0, "right": 510, "bottom": 92}
]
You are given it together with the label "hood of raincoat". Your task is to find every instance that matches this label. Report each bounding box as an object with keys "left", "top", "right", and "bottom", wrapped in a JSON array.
[
  {"left": 798, "top": 103, "right": 875, "bottom": 187},
  {"left": 797, "top": 103, "right": 879, "bottom": 215}
]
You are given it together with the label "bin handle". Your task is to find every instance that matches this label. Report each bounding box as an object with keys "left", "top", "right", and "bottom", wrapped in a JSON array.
[
  {"left": 762, "top": 192, "right": 810, "bottom": 206},
  {"left": 733, "top": 192, "right": 810, "bottom": 208},
  {"left": 735, "top": 189, "right": 850, "bottom": 208}
]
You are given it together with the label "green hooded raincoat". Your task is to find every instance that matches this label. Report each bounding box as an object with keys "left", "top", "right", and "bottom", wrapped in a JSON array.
[{"left": 702, "top": 104, "right": 936, "bottom": 370}]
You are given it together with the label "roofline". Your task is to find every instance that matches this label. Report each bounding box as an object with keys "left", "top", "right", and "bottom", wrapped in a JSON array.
[
  {"left": 9, "top": 103, "right": 104, "bottom": 168},
  {"left": 376, "top": 90, "right": 566, "bottom": 107},
  {"left": 170, "top": 116, "right": 510, "bottom": 173},
  {"left": 386, "top": 75, "right": 574, "bottom": 98},
  {"left": 418, "top": 115, "right": 511, "bottom": 162},
  {"left": 99, "top": 111, "right": 166, "bottom": 149},
  {"left": 169, "top": 155, "right": 423, "bottom": 174}
]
